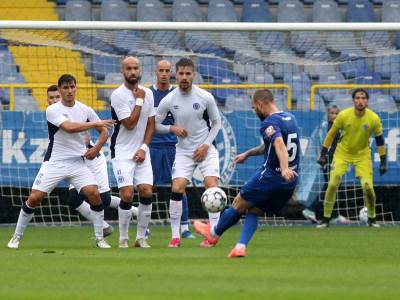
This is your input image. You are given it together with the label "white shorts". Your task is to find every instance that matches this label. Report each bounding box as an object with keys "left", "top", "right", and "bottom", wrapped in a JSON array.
[
  {"left": 172, "top": 145, "right": 220, "bottom": 182},
  {"left": 32, "top": 158, "right": 98, "bottom": 194},
  {"left": 111, "top": 152, "right": 153, "bottom": 188},
  {"left": 68, "top": 153, "right": 110, "bottom": 193}
]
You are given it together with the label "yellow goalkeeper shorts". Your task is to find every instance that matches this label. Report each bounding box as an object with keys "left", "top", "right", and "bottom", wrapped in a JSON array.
[{"left": 330, "top": 151, "right": 373, "bottom": 180}]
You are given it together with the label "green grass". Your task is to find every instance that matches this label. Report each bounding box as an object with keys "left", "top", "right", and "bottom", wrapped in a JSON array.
[{"left": 0, "top": 226, "right": 399, "bottom": 300}]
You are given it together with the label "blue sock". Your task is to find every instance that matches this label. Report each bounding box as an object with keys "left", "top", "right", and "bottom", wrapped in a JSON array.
[
  {"left": 214, "top": 207, "right": 241, "bottom": 236},
  {"left": 180, "top": 195, "right": 189, "bottom": 226},
  {"left": 238, "top": 213, "right": 258, "bottom": 246}
]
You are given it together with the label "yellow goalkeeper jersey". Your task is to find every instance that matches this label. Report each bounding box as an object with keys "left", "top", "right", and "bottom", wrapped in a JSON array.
[{"left": 333, "top": 107, "right": 383, "bottom": 156}]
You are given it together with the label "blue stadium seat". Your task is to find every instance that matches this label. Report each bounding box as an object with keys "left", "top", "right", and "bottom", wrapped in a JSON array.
[
  {"left": 389, "top": 73, "right": 400, "bottom": 102},
  {"left": 208, "top": 0, "right": 237, "bottom": 22},
  {"left": 355, "top": 72, "right": 383, "bottom": 95},
  {"left": 137, "top": 0, "right": 167, "bottom": 21},
  {"left": 346, "top": 0, "right": 376, "bottom": 22},
  {"left": 277, "top": 0, "right": 306, "bottom": 22},
  {"left": 138, "top": 55, "right": 157, "bottom": 74},
  {"left": 272, "top": 62, "right": 301, "bottom": 80},
  {"left": 198, "top": 57, "right": 230, "bottom": 79},
  {"left": 382, "top": 0, "right": 400, "bottom": 22},
  {"left": 112, "top": 30, "right": 147, "bottom": 55},
  {"left": 339, "top": 56, "right": 369, "bottom": 79},
  {"left": 65, "top": 0, "right": 91, "bottom": 21},
  {"left": 211, "top": 72, "right": 243, "bottom": 104},
  {"left": 247, "top": 71, "right": 274, "bottom": 84},
  {"left": 185, "top": 32, "right": 225, "bottom": 56},
  {"left": 297, "top": 94, "right": 326, "bottom": 112},
  {"left": 326, "top": 32, "right": 358, "bottom": 53},
  {"left": 0, "top": 73, "right": 28, "bottom": 105},
  {"left": 92, "top": 55, "right": 120, "bottom": 81},
  {"left": 331, "top": 93, "right": 353, "bottom": 110},
  {"left": 318, "top": 72, "right": 347, "bottom": 102},
  {"left": 100, "top": 0, "right": 130, "bottom": 21},
  {"left": 374, "top": 55, "right": 400, "bottom": 80},
  {"left": 290, "top": 31, "right": 322, "bottom": 54},
  {"left": 255, "top": 32, "right": 288, "bottom": 53},
  {"left": 304, "top": 48, "right": 335, "bottom": 79},
  {"left": 225, "top": 94, "right": 252, "bottom": 112},
  {"left": 283, "top": 72, "right": 311, "bottom": 102},
  {"left": 14, "top": 95, "right": 39, "bottom": 112},
  {"left": 241, "top": 0, "right": 272, "bottom": 22},
  {"left": 369, "top": 94, "right": 398, "bottom": 113},
  {"left": 70, "top": 31, "right": 117, "bottom": 53},
  {"left": 172, "top": 0, "right": 203, "bottom": 22},
  {"left": 0, "top": 50, "right": 18, "bottom": 75},
  {"left": 312, "top": 0, "right": 341, "bottom": 22}
]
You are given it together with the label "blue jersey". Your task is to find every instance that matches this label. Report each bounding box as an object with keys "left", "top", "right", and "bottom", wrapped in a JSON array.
[
  {"left": 260, "top": 111, "right": 300, "bottom": 184},
  {"left": 149, "top": 85, "right": 177, "bottom": 146}
]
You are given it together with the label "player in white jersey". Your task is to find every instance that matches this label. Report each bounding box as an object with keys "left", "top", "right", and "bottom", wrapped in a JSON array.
[
  {"left": 110, "top": 56, "right": 155, "bottom": 248},
  {"left": 155, "top": 57, "right": 222, "bottom": 248},
  {"left": 46, "top": 85, "right": 139, "bottom": 237},
  {"left": 7, "top": 74, "right": 115, "bottom": 249}
]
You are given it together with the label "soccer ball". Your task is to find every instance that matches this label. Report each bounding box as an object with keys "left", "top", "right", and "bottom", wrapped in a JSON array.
[
  {"left": 201, "top": 187, "right": 227, "bottom": 213},
  {"left": 359, "top": 207, "right": 368, "bottom": 223}
]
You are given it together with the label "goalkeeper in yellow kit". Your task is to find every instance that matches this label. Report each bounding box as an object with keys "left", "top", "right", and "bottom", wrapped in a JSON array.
[{"left": 317, "top": 88, "right": 387, "bottom": 228}]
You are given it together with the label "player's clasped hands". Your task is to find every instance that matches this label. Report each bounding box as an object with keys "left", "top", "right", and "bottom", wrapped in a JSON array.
[
  {"left": 133, "top": 149, "right": 146, "bottom": 163},
  {"left": 170, "top": 125, "right": 188, "bottom": 138},
  {"left": 193, "top": 144, "right": 209, "bottom": 162},
  {"left": 281, "top": 168, "right": 298, "bottom": 182}
]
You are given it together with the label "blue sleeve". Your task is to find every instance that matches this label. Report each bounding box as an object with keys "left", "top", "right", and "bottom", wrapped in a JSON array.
[{"left": 260, "top": 119, "right": 282, "bottom": 144}]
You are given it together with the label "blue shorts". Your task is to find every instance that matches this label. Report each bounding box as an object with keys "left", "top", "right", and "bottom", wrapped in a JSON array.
[
  {"left": 150, "top": 145, "right": 176, "bottom": 185},
  {"left": 240, "top": 171, "right": 297, "bottom": 213}
]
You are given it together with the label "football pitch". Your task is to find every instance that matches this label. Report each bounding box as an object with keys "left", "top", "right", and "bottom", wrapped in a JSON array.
[{"left": 0, "top": 226, "right": 399, "bottom": 300}]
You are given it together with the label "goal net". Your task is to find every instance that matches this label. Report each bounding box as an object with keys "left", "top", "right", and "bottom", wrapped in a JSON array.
[{"left": 0, "top": 22, "right": 399, "bottom": 225}]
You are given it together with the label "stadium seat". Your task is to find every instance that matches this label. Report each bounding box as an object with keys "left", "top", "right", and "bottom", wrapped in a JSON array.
[
  {"left": 283, "top": 72, "right": 311, "bottom": 103},
  {"left": 297, "top": 94, "right": 326, "bottom": 112},
  {"left": 0, "top": 73, "right": 28, "bottom": 105},
  {"left": 65, "top": 0, "right": 92, "bottom": 21},
  {"left": 277, "top": 0, "right": 307, "bottom": 23},
  {"left": 255, "top": 32, "right": 288, "bottom": 54},
  {"left": 0, "top": 50, "right": 19, "bottom": 75},
  {"left": 247, "top": 71, "right": 274, "bottom": 84},
  {"left": 208, "top": 0, "right": 237, "bottom": 22},
  {"left": 272, "top": 62, "right": 301, "bottom": 80},
  {"left": 374, "top": 55, "right": 400, "bottom": 80},
  {"left": 137, "top": 0, "right": 167, "bottom": 22},
  {"left": 70, "top": 31, "right": 117, "bottom": 53},
  {"left": 100, "top": 0, "right": 130, "bottom": 21},
  {"left": 92, "top": 55, "right": 120, "bottom": 81},
  {"left": 326, "top": 32, "right": 358, "bottom": 54},
  {"left": 225, "top": 94, "right": 252, "bottom": 112},
  {"left": 211, "top": 72, "right": 243, "bottom": 104},
  {"left": 312, "top": 0, "right": 341, "bottom": 22},
  {"left": 198, "top": 57, "right": 229, "bottom": 79},
  {"left": 318, "top": 72, "right": 347, "bottom": 102},
  {"left": 346, "top": 0, "right": 376, "bottom": 22},
  {"left": 290, "top": 32, "right": 322, "bottom": 54},
  {"left": 382, "top": 0, "right": 400, "bottom": 22},
  {"left": 14, "top": 95, "right": 40, "bottom": 112},
  {"left": 355, "top": 72, "right": 383, "bottom": 95},
  {"left": 331, "top": 93, "right": 353, "bottom": 110},
  {"left": 112, "top": 30, "right": 147, "bottom": 55},
  {"left": 138, "top": 55, "right": 157, "bottom": 74},
  {"left": 172, "top": 0, "right": 203, "bottom": 22},
  {"left": 339, "top": 51, "right": 370, "bottom": 79},
  {"left": 369, "top": 94, "right": 398, "bottom": 113},
  {"left": 241, "top": 0, "right": 272, "bottom": 22},
  {"left": 389, "top": 73, "right": 400, "bottom": 102}
]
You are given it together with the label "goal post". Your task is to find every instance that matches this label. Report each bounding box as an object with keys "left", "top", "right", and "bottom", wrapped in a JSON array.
[{"left": 0, "top": 21, "right": 399, "bottom": 225}]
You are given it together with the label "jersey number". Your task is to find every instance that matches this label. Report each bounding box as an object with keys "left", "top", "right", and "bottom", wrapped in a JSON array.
[{"left": 287, "top": 133, "right": 298, "bottom": 163}]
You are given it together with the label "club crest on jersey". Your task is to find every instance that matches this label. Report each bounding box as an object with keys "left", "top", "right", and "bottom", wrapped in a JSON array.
[
  {"left": 363, "top": 124, "right": 369, "bottom": 130},
  {"left": 193, "top": 103, "right": 200, "bottom": 110},
  {"left": 265, "top": 125, "right": 275, "bottom": 137}
]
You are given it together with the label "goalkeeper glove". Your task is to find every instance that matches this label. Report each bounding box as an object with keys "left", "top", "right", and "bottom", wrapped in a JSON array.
[
  {"left": 317, "top": 146, "right": 328, "bottom": 168},
  {"left": 379, "top": 155, "right": 387, "bottom": 175}
]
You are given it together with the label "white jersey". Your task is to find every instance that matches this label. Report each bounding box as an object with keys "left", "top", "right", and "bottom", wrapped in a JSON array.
[
  {"left": 156, "top": 85, "right": 220, "bottom": 154},
  {"left": 110, "top": 84, "right": 155, "bottom": 159},
  {"left": 44, "top": 100, "right": 100, "bottom": 161}
]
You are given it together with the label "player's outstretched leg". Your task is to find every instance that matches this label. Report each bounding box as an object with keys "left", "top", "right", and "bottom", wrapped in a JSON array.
[
  {"left": 69, "top": 188, "right": 114, "bottom": 237},
  {"left": 181, "top": 194, "right": 196, "bottom": 239},
  {"left": 228, "top": 212, "right": 258, "bottom": 258}
]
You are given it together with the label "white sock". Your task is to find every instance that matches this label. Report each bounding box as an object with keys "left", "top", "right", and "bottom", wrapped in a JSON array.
[
  {"left": 90, "top": 209, "right": 104, "bottom": 239},
  {"left": 131, "top": 205, "right": 139, "bottom": 217},
  {"left": 208, "top": 212, "right": 220, "bottom": 228},
  {"left": 77, "top": 201, "right": 110, "bottom": 229},
  {"left": 181, "top": 223, "right": 189, "bottom": 233},
  {"left": 110, "top": 195, "right": 120, "bottom": 209},
  {"left": 169, "top": 200, "right": 182, "bottom": 239},
  {"left": 118, "top": 207, "right": 132, "bottom": 240},
  {"left": 15, "top": 208, "right": 34, "bottom": 236},
  {"left": 136, "top": 203, "right": 152, "bottom": 239}
]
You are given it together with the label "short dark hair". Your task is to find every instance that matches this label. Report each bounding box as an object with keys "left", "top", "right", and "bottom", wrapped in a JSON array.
[
  {"left": 253, "top": 89, "right": 274, "bottom": 103},
  {"left": 58, "top": 74, "right": 76, "bottom": 87},
  {"left": 47, "top": 84, "right": 58, "bottom": 93},
  {"left": 352, "top": 88, "right": 369, "bottom": 100},
  {"left": 176, "top": 57, "right": 195, "bottom": 71}
]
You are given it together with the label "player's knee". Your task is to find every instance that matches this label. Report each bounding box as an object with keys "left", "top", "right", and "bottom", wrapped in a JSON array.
[
  {"left": 171, "top": 192, "right": 183, "bottom": 201},
  {"left": 27, "top": 190, "right": 45, "bottom": 207},
  {"left": 137, "top": 184, "right": 152, "bottom": 199},
  {"left": 69, "top": 188, "right": 84, "bottom": 209},
  {"left": 232, "top": 195, "right": 248, "bottom": 214},
  {"left": 100, "top": 191, "right": 111, "bottom": 208},
  {"left": 82, "top": 186, "right": 101, "bottom": 205},
  {"left": 119, "top": 188, "right": 133, "bottom": 202}
]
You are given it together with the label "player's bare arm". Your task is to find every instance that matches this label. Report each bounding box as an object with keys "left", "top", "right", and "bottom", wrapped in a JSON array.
[
  {"left": 234, "top": 143, "right": 265, "bottom": 164},
  {"left": 274, "top": 137, "right": 297, "bottom": 182},
  {"left": 133, "top": 116, "right": 155, "bottom": 163},
  {"left": 84, "top": 126, "right": 109, "bottom": 160},
  {"left": 60, "top": 119, "right": 115, "bottom": 133},
  {"left": 318, "top": 125, "right": 339, "bottom": 167},
  {"left": 121, "top": 87, "right": 145, "bottom": 130}
]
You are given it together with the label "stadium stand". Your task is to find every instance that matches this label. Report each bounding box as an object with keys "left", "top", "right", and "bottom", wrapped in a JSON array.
[
  {"left": 312, "top": 0, "right": 341, "bottom": 22},
  {"left": 346, "top": 0, "right": 376, "bottom": 22},
  {"left": 65, "top": 0, "right": 92, "bottom": 21},
  {"left": 241, "top": 0, "right": 272, "bottom": 23},
  {"left": 100, "top": 0, "right": 130, "bottom": 22}
]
